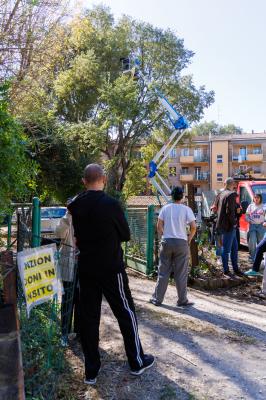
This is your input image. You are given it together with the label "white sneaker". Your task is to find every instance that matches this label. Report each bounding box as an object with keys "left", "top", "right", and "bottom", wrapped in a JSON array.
[
  {"left": 130, "top": 355, "right": 155, "bottom": 376},
  {"left": 84, "top": 367, "right": 101, "bottom": 385},
  {"left": 84, "top": 377, "right": 97, "bottom": 385}
]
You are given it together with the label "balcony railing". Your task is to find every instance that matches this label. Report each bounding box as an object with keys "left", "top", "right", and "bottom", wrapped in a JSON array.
[
  {"left": 232, "top": 153, "right": 263, "bottom": 162},
  {"left": 194, "top": 172, "right": 209, "bottom": 181},
  {"left": 248, "top": 149, "right": 262, "bottom": 155},
  {"left": 193, "top": 155, "right": 209, "bottom": 162},
  {"left": 180, "top": 154, "right": 209, "bottom": 163},
  {"left": 179, "top": 172, "right": 209, "bottom": 181},
  {"left": 232, "top": 155, "right": 246, "bottom": 162},
  {"left": 179, "top": 174, "right": 194, "bottom": 181}
]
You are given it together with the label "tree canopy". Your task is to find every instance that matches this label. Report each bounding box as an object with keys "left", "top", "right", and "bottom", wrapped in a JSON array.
[
  {"left": 0, "top": 83, "right": 36, "bottom": 211},
  {"left": 191, "top": 121, "right": 243, "bottom": 136},
  {"left": 1, "top": 4, "right": 216, "bottom": 201},
  {"left": 11, "top": 5, "right": 214, "bottom": 198}
]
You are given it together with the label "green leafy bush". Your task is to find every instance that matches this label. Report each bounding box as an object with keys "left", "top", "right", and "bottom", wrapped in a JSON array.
[{"left": 0, "top": 83, "right": 37, "bottom": 212}]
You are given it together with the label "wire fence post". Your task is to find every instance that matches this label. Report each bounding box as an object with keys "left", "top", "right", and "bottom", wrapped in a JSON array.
[
  {"left": 146, "top": 205, "right": 155, "bottom": 274},
  {"left": 187, "top": 184, "right": 199, "bottom": 269},
  {"left": 124, "top": 209, "right": 128, "bottom": 266},
  {"left": 1, "top": 250, "right": 16, "bottom": 305},
  {"left": 31, "top": 197, "right": 40, "bottom": 248},
  {"left": 7, "top": 214, "right": 12, "bottom": 250}
]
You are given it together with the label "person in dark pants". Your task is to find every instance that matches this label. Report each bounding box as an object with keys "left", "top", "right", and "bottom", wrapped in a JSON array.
[
  {"left": 149, "top": 187, "right": 196, "bottom": 307},
  {"left": 68, "top": 164, "right": 154, "bottom": 385},
  {"left": 235, "top": 202, "right": 242, "bottom": 248},
  {"left": 244, "top": 235, "right": 266, "bottom": 299},
  {"left": 245, "top": 233, "right": 266, "bottom": 276},
  {"left": 216, "top": 177, "right": 244, "bottom": 276}
]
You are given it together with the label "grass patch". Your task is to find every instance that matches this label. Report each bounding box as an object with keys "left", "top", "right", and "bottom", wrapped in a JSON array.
[
  {"left": 160, "top": 384, "right": 178, "bottom": 399},
  {"left": 135, "top": 303, "right": 257, "bottom": 345}
]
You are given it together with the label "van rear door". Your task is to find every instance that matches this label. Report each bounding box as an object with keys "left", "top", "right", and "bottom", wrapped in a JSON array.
[{"left": 238, "top": 184, "right": 252, "bottom": 245}]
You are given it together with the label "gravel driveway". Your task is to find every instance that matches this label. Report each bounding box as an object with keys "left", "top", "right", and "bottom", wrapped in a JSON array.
[{"left": 62, "top": 270, "right": 266, "bottom": 400}]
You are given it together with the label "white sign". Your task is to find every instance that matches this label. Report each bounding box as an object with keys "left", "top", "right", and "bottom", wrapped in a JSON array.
[{"left": 17, "top": 244, "right": 61, "bottom": 316}]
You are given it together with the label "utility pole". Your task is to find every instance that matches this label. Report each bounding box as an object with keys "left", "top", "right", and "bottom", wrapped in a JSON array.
[{"left": 187, "top": 184, "right": 199, "bottom": 268}]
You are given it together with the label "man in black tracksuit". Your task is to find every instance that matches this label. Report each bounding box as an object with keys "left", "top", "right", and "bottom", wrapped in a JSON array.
[{"left": 68, "top": 164, "right": 154, "bottom": 384}]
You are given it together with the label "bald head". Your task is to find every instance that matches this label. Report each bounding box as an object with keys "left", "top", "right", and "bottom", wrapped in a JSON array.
[{"left": 83, "top": 164, "right": 106, "bottom": 190}]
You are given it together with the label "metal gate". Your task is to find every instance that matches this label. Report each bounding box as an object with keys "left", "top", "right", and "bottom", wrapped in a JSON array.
[
  {"left": 0, "top": 198, "right": 78, "bottom": 399},
  {"left": 125, "top": 206, "right": 156, "bottom": 275}
]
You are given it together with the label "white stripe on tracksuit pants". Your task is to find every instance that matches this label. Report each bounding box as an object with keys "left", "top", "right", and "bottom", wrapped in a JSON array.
[
  {"left": 118, "top": 273, "right": 143, "bottom": 367},
  {"left": 79, "top": 268, "right": 144, "bottom": 379}
]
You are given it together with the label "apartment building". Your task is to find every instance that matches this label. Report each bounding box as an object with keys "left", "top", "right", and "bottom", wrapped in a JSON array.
[{"left": 167, "top": 133, "right": 266, "bottom": 193}]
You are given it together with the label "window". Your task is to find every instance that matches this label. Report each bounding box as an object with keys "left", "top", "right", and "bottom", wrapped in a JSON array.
[
  {"left": 195, "top": 167, "right": 201, "bottom": 179},
  {"left": 169, "top": 166, "right": 176, "bottom": 176},
  {"left": 181, "top": 167, "right": 189, "bottom": 175},
  {"left": 239, "top": 147, "right": 247, "bottom": 161},
  {"left": 194, "top": 148, "right": 202, "bottom": 157},
  {"left": 217, "top": 173, "right": 223, "bottom": 182},
  {"left": 253, "top": 146, "right": 262, "bottom": 154},
  {"left": 181, "top": 148, "right": 189, "bottom": 156},
  {"left": 194, "top": 148, "right": 203, "bottom": 162},
  {"left": 194, "top": 186, "right": 201, "bottom": 194},
  {"left": 217, "top": 154, "right": 223, "bottom": 163},
  {"left": 169, "top": 148, "right": 177, "bottom": 158},
  {"left": 253, "top": 167, "right": 261, "bottom": 173}
]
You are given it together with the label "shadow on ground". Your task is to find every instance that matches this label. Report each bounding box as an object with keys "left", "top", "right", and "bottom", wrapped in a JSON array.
[{"left": 60, "top": 337, "right": 197, "bottom": 400}]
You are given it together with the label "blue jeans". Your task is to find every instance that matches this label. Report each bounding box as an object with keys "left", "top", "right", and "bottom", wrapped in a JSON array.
[
  {"left": 221, "top": 228, "right": 238, "bottom": 273},
  {"left": 253, "top": 235, "right": 266, "bottom": 272},
  {"left": 248, "top": 224, "right": 265, "bottom": 260}
]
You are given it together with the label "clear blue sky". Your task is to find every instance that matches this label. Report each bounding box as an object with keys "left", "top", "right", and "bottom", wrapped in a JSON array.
[{"left": 88, "top": 0, "right": 266, "bottom": 132}]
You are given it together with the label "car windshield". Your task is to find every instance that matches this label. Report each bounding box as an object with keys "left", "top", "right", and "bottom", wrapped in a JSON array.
[
  {"left": 41, "top": 208, "right": 66, "bottom": 219},
  {"left": 251, "top": 185, "right": 266, "bottom": 203}
]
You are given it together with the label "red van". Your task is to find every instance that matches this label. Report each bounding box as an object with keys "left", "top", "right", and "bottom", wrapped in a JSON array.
[{"left": 236, "top": 180, "right": 266, "bottom": 246}]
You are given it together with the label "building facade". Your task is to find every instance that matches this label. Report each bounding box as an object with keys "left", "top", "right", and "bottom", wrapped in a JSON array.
[{"left": 167, "top": 133, "right": 266, "bottom": 193}]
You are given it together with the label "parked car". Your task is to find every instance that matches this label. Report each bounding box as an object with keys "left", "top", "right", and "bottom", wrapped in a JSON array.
[{"left": 41, "top": 207, "right": 67, "bottom": 239}]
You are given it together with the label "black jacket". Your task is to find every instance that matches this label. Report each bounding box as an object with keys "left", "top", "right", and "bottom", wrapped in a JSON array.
[
  {"left": 68, "top": 190, "right": 130, "bottom": 274},
  {"left": 216, "top": 190, "right": 237, "bottom": 232}
]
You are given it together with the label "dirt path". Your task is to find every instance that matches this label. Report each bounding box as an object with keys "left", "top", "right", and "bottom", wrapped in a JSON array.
[{"left": 60, "top": 271, "right": 266, "bottom": 400}]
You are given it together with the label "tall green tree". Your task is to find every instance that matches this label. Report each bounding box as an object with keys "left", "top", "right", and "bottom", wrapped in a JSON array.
[
  {"left": 191, "top": 121, "right": 242, "bottom": 136},
  {"left": 12, "top": 5, "right": 215, "bottom": 197},
  {"left": 58, "top": 6, "right": 214, "bottom": 194},
  {"left": 21, "top": 118, "right": 97, "bottom": 203},
  {"left": 0, "top": 0, "right": 69, "bottom": 82},
  {"left": 0, "top": 83, "right": 36, "bottom": 212}
]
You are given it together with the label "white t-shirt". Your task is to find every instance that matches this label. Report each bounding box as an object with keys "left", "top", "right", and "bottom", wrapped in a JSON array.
[
  {"left": 246, "top": 203, "right": 265, "bottom": 224},
  {"left": 158, "top": 203, "right": 195, "bottom": 241}
]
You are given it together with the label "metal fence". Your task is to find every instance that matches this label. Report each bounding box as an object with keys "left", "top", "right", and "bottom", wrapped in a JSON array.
[
  {"left": 0, "top": 198, "right": 78, "bottom": 399},
  {"left": 125, "top": 206, "right": 157, "bottom": 275}
]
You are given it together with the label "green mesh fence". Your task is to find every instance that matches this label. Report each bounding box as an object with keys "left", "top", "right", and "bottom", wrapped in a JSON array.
[
  {"left": 15, "top": 202, "right": 78, "bottom": 399},
  {"left": 0, "top": 213, "right": 14, "bottom": 306},
  {"left": 153, "top": 210, "right": 160, "bottom": 269},
  {"left": 126, "top": 208, "right": 147, "bottom": 260},
  {"left": 0, "top": 267, "right": 3, "bottom": 306},
  {"left": 125, "top": 206, "right": 155, "bottom": 275}
]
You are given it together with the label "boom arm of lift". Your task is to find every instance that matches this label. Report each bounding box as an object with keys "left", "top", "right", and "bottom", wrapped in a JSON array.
[
  {"left": 148, "top": 91, "right": 189, "bottom": 202},
  {"left": 126, "top": 59, "right": 189, "bottom": 202}
]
